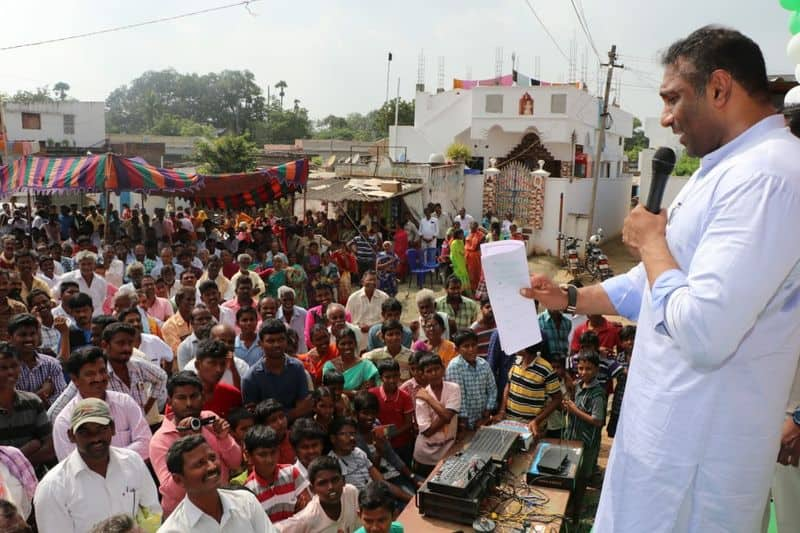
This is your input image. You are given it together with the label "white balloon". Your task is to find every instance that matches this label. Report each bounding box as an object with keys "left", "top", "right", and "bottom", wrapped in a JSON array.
[
  {"left": 788, "top": 34, "right": 800, "bottom": 63},
  {"left": 785, "top": 85, "right": 800, "bottom": 108}
]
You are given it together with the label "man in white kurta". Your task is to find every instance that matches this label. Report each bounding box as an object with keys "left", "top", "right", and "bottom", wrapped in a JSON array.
[{"left": 524, "top": 28, "right": 800, "bottom": 533}]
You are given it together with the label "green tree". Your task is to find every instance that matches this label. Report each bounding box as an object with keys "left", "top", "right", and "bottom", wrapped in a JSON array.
[
  {"left": 372, "top": 98, "right": 415, "bottom": 138},
  {"left": 105, "top": 69, "right": 265, "bottom": 134},
  {"left": 624, "top": 117, "right": 650, "bottom": 165},
  {"left": 53, "top": 82, "right": 70, "bottom": 101},
  {"left": 193, "top": 134, "right": 259, "bottom": 174},
  {"left": 9, "top": 87, "right": 53, "bottom": 104},
  {"left": 673, "top": 152, "right": 700, "bottom": 176},
  {"left": 249, "top": 98, "right": 312, "bottom": 144},
  {"left": 148, "top": 113, "right": 214, "bottom": 137},
  {"left": 445, "top": 142, "right": 472, "bottom": 162},
  {"left": 275, "top": 81, "right": 287, "bottom": 108}
]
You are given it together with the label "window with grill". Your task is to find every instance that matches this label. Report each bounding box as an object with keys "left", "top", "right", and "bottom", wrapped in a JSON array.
[
  {"left": 485, "top": 95, "right": 504, "bottom": 113},
  {"left": 63, "top": 114, "right": 75, "bottom": 135},
  {"left": 550, "top": 94, "right": 567, "bottom": 113},
  {"left": 21, "top": 113, "right": 41, "bottom": 130}
]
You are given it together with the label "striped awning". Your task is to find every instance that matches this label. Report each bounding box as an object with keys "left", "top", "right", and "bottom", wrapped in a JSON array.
[
  {"left": 0, "top": 153, "right": 201, "bottom": 194},
  {"left": 187, "top": 159, "right": 309, "bottom": 209}
]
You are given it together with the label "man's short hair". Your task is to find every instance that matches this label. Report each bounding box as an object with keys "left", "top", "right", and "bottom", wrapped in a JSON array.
[
  {"left": 195, "top": 339, "right": 228, "bottom": 361},
  {"left": 620, "top": 325, "right": 637, "bottom": 342},
  {"left": 352, "top": 390, "right": 379, "bottom": 414},
  {"left": 197, "top": 280, "right": 218, "bottom": 295},
  {"left": 380, "top": 298, "right": 402, "bottom": 314},
  {"left": 235, "top": 276, "right": 253, "bottom": 289},
  {"left": 661, "top": 25, "right": 770, "bottom": 101},
  {"left": 58, "top": 280, "right": 79, "bottom": 296},
  {"left": 88, "top": 513, "right": 137, "bottom": 533},
  {"left": 166, "top": 434, "right": 207, "bottom": 475},
  {"left": 236, "top": 306, "right": 258, "bottom": 322},
  {"left": 452, "top": 328, "right": 478, "bottom": 348},
  {"left": 101, "top": 321, "right": 136, "bottom": 343},
  {"left": 289, "top": 418, "right": 327, "bottom": 448},
  {"left": 380, "top": 319, "right": 403, "bottom": 335},
  {"left": 116, "top": 307, "right": 140, "bottom": 322},
  {"left": 75, "top": 250, "right": 97, "bottom": 263},
  {"left": 167, "top": 370, "right": 203, "bottom": 397},
  {"left": 243, "top": 425, "right": 281, "bottom": 453},
  {"left": 125, "top": 262, "right": 144, "bottom": 276},
  {"left": 237, "top": 253, "right": 252, "bottom": 263},
  {"left": 376, "top": 358, "right": 400, "bottom": 376},
  {"left": 577, "top": 350, "right": 601, "bottom": 368},
  {"left": 64, "top": 346, "right": 108, "bottom": 377},
  {"left": 254, "top": 398, "right": 284, "bottom": 425},
  {"left": 258, "top": 318, "right": 286, "bottom": 340},
  {"left": 307, "top": 455, "right": 341, "bottom": 484},
  {"left": 418, "top": 352, "right": 443, "bottom": 370},
  {"left": 322, "top": 370, "right": 345, "bottom": 387},
  {"left": 0, "top": 341, "right": 17, "bottom": 360},
  {"left": 358, "top": 480, "right": 395, "bottom": 514},
  {"left": 67, "top": 292, "right": 94, "bottom": 311},
  {"left": 277, "top": 285, "right": 295, "bottom": 299},
  {"left": 174, "top": 286, "right": 196, "bottom": 304}
]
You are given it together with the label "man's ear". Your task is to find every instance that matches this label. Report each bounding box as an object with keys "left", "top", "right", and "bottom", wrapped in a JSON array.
[
  {"left": 707, "top": 69, "right": 733, "bottom": 108},
  {"left": 68, "top": 429, "right": 76, "bottom": 444},
  {"left": 172, "top": 472, "right": 185, "bottom": 489}
]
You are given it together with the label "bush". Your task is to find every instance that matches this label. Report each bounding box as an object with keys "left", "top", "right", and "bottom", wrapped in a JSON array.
[{"left": 445, "top": 142, "right": 472, "bottom": 163}]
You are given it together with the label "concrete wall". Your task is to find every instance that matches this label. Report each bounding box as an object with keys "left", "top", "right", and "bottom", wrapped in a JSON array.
[
  {"left": 638, "top": 148, "right": 690, "bottom": 209},
  {"left": 531, "top": 176, "right": 633, "bottom": 255},
  {"left": 4, "top": 101, "right": 105, "bottom": 148},
  {"left": 108, "top": 133, "right": 202, "bottom": 158}
]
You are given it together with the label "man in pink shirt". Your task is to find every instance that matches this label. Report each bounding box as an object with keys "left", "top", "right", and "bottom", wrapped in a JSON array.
[
  {"left": 149, "top": 370, "right": 242, "bottom": 517},
  {"left": 221, "top": 276, "right": 258, "bottom": 314},
  {"left": 141, "top": 275, "right": 173, "bottom": 322}
]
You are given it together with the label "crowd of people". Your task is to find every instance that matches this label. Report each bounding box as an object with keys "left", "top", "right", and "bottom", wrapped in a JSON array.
[{"left": 0, "top": 198, "right": 629, "bottom": 532}]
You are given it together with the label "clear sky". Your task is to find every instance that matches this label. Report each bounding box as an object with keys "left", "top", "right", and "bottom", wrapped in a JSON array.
[{"left": 0, "top": 0, "right": 794, "bottom": 124}]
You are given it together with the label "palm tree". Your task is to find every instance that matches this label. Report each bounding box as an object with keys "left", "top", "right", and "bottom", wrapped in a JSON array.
[
  {"left": 293, "top": 99, "right": 301, "bottom": 112},
  {"left": 275, "top": 80, "right": 287, "bottom": 108},
  {"left": 53, "top": 81, "right": 70, "bottom": 101}
]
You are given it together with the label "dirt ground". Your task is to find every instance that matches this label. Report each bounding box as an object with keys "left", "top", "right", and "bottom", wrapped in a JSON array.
[{"left": 395, "top": 236, "right": 637, "bottom": 531}]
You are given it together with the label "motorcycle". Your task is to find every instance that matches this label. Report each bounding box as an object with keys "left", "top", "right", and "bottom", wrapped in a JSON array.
[
  {"left": 584, "top": 228, "right": 614, "bottom": 281},
  {"left": 557, "top": 233, "right": 583, "bottom": 278}
]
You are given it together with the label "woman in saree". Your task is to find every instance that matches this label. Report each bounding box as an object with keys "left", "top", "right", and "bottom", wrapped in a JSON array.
[
  {"left": 266, "top": 253, "right": 288, "bottom": 298},
  {"left": 464, "top": 222, "right": 486, "bottom": 292},
  {"left": 322, "top": 328, "right": 378, "bottom": 397},
  {"left": 449, "top": 229, "right": 470, "bottom": 292},
  {"left": 375, "top": 241, "right": 399, "bottom": 297}
]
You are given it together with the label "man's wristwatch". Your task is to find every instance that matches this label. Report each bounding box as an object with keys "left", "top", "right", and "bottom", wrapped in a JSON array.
[{"left": 560, "top": 284, "right": 578, "bottom": 314}]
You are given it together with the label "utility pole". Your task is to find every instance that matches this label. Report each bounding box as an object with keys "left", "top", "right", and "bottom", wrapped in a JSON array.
[
  {"left": 585, "top": 45, "right": 623, "bottom": 246},
  {"left": 385, "top": 52, "right": 393, "bottom": 104}
]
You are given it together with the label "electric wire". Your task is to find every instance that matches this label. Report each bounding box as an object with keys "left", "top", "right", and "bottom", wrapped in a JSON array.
[
  {"left": 0, "top": 0, "right": 260, "bottom": 52},
  {"left": 569, "top": 0, "right": 601, "bottom": 62},
  {"left": 522, "top": 0, "right": 570, "bottom": 63}
]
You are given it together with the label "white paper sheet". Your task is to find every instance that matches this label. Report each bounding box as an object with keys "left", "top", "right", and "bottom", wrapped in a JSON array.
[{"left": 480, "top": 240, "right": 542, "bottom": 354}]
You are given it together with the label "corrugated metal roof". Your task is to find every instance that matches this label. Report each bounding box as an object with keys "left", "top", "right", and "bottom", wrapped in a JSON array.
[{"left": 304, "top": 178, "right": 422, "bottom": 203}]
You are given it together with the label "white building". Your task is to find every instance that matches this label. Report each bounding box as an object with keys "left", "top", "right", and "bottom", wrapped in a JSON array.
[
  {"left": 644, "top": 117, "right": 683, "bottom": 162},
  {"left": 2, "top": 101, "right": 106, "bottom": 149},
  {"left": 390, "top": 84, "right": 634, "bottom": 254}
]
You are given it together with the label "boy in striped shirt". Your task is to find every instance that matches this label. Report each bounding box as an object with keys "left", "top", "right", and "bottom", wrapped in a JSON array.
[
  {"left": 243, "top": 425, "right": 312, "bottom": 524},
  {"left": 495, "top": 342, "right": 563, "bottom": 438}
]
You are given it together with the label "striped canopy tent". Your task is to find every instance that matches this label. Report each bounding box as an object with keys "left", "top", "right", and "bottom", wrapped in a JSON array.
[
  {"left": 0, "top": 153, "right": 202, "bottom": 194},
  {"left": 185, "top": 159, "right": 309, "bottom": 209}
]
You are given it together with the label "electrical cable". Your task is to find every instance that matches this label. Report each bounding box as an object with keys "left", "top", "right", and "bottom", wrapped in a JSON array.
[
  {"left": 569, "top": 0, "right": 601, "bottom": 62},
  {"left": 0, "top": 0, "right": 260, "bottom": 52},
  {"left": 522, "top": 0, "right": 570, "bottom": 63}
]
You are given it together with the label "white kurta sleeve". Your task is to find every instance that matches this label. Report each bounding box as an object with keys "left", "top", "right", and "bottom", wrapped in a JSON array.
[
  {"left": 601, "top": 262, "right": 646, "bottom": 321},
  {"left": 651, "top": 171, "right": 800, "bottom": 370}
]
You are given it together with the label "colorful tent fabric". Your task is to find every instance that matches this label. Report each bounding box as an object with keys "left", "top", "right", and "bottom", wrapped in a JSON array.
[
  {"left": 187, "top": 159, "right": 309, "bottom": 209},
  {"left": 0, "top": 153, "right": 201, "bottom": 194}
]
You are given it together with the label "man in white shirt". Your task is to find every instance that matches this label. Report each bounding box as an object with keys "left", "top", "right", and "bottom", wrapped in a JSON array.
[
  {"left": 453, "top": 207, "right": 474, "bottom": 233},
  {"left": 345, "top": 272, "right": 388, "bottom": 350},
  {"left": 58, "top": 250, "right": 107, "bottom": 317},
  {"left": 417, "top": 208, "right": 438, "bottom": 250},
  {"left": 524, "top": 27, "right": 800, "bottom": 532},
  {"left": 52, "top": 346, "right": 152, "bottom": 461},
  {"left": 157, "top": 434, "right": 278, "bottom": 533},
  {"left": 101, "top": 246, "right": 125, "bottom": 289},
  {"left": 34, "top": 398, "right": 161, "bottom": 533},
  {"left": 433, "top": 203, "right": 452, "bottom": 248},
  {"left": 276, "top": 286, "right": 308, "bottom": 354},
  {"left": 276, "top": 455, "right": 361, "bottom": 533},
  {"left": 230, "top": 253, "right": 266, "bottom": 298}
]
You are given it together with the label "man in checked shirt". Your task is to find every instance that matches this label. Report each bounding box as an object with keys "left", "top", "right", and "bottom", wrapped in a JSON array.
[{"left": 49, "top": 321, "right": 167, "bottom": 427}]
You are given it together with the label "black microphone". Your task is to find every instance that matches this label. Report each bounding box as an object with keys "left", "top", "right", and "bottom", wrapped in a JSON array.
[{"left": 646, "top": 147, "right": 676, "bottom": 214}]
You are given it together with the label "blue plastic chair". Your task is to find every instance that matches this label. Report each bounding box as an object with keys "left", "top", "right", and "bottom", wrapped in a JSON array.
[{"left": 407, "top": 249, "right": 435, "bottom": 288}]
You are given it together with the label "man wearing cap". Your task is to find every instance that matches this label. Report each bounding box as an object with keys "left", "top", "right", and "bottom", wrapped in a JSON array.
[{"left": 33, "top": 397, "right": 161, "bottom": 533}]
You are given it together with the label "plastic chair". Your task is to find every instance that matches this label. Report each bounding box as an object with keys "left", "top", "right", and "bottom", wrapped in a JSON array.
[{"left": 407, "top": 249, "right": 435, "bottom": 289}]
